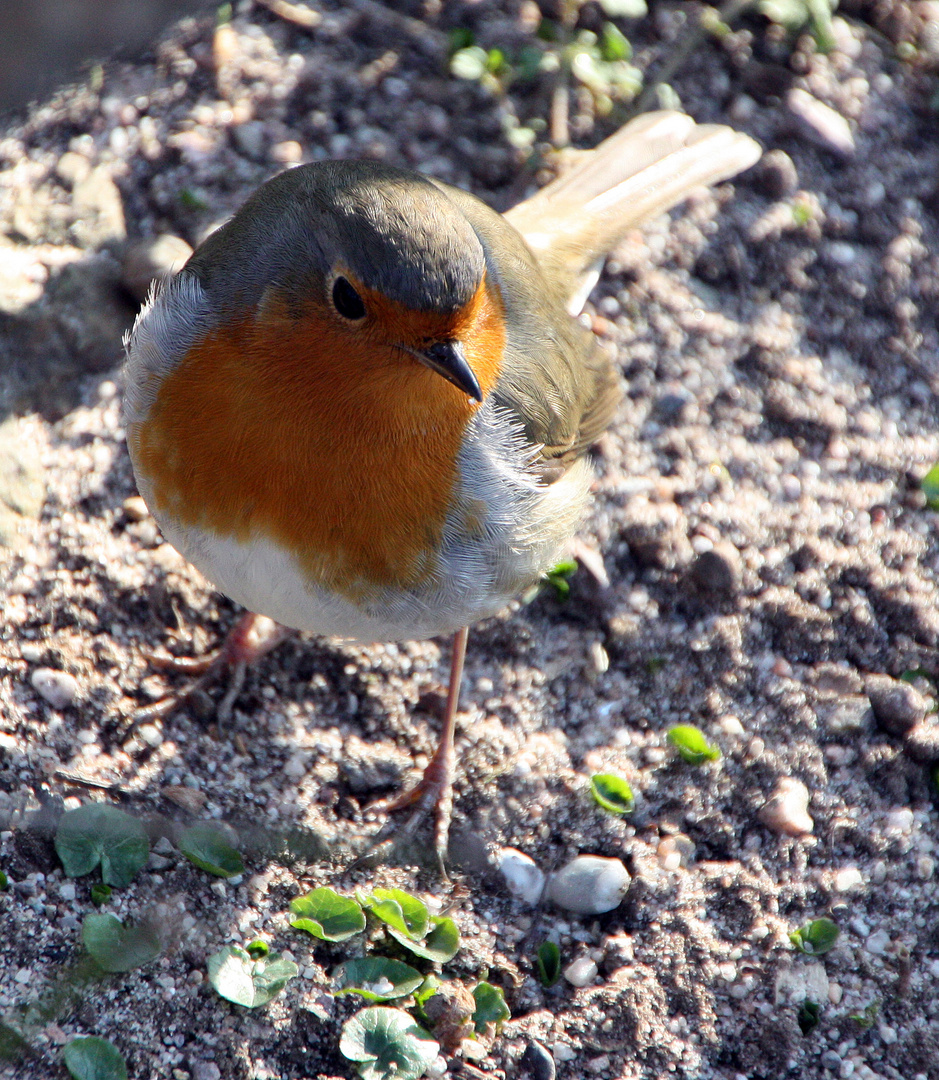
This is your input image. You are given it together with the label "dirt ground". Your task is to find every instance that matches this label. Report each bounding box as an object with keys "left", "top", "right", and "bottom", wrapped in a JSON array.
[{"left": 1, "top": 2, "right": 939, "bottom": 1078}]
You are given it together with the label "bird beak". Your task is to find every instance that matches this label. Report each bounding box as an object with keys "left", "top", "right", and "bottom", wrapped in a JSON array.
[{"left": 405, "top": 339, "right": 483, "bottom": 403}]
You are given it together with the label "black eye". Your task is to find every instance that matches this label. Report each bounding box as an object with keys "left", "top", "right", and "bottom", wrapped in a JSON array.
[{"left": 331, "top": 276, "right": 366, "bottom": 320}]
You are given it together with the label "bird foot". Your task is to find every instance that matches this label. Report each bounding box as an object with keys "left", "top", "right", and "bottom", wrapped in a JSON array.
[{"left": 134, "top": 613, "right": 290, "bottom": 725}]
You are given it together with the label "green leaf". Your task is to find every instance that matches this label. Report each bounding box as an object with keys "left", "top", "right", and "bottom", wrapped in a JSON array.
[
  {"left": 366, "top": 889, "right": 429, "bottom": 940},
  {"left": 334, "top": 958, "right": 425, "bottom": 1002},
  {"left": 535, "top": 941, "right": 561, "bottom": 987},
  {"left": 340, "top": 1007, "right": 439, "bottom": 1080},
  {"left": 544, "top": 559, "right": 577, "bottom": 600},
  {"left": 849, "top": 1001, "right": 879, "bottom": 1028},
  {"left": 82, "top": 913, "right": 161, "bottom": 973},
  {"left": 63, "top": 1036, "right": 128, "bottom": 1080},
  {"left": 0, "top": 870, "right": 7, "bottom": 890},
  {"left": 667, "top": 725, "right": 721, "bottom": 765},
  {"left": 600, "top": 22, "right": 631, "bottom": 62},
  {"left": 414, "top": 975, "right": 440, "bottom": 1010},
  {"left": 246, "top": 939, "right": 269, "bottom": 959},
  {"left": 388, "top": 916, "right": 460, "bottom": 963},
  {"left": 55, "top": 804, "right": 149, "bottom": 888},
  {"left": 290, "top": 887, "right": 365, "bottom": 942},
  {"left": 471, "top": 982, "right": 510, "bottom": 1033},
  {"left": 590, "top": 773, "right": 635, "bottom": 815},
  {"left": 178, "top": 823, "right": 244, "bottom": 878},
  {"left": 922, "top": 462, "right": 939, "bottom": 510},
  {"left": 207, "top": 945, "right": 298, "bottom": 1008},
  {"left": 90, "top": 883, "right": 112, "bottom": 906},
  {"left": 790, "top": 917, "right": 840, "bottom": 956},
  {"left": 797, "top": 998, "right": 821, "bottom": 1036}
]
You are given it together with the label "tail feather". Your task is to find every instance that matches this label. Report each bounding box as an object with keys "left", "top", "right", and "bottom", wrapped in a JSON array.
[{"left": 506, "top": 111, "right": 761, "bottom": 313}]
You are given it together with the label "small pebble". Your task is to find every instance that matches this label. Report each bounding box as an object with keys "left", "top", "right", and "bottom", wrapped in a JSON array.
[
  {"left": 546, "top": 855, "right": 630, "bottom": 914},
  {"left": 563, "top": 956, "right": 598, "bottom": 987},
  {"left": 865, "top": 929, "right": 890, "bottom": 956},
  {"left": 787, "top": 87, "right": 855, "bottom": 157},
  {"left": 30, "top": 667, "right": 79, "bottom": 709},
  {"left": 496, "top": 847, "right": 546, "bottom": 905},
  {"left": 759, "top": 777, "right": 814, "bottom": 836},
  {"left": 884, "top": 807, "right": 914, "bottom": 834},
  {"left": 866, "top": 675, "right": 927, "bottom": 735},
  {"left": 123, "top": 495, "right": 150, "bottom": 521},
  {"left": 519, "top": 1040, "right": 556, "bottom": 1080},
  {"left": 833, "top": 867, "right": 863, "bottom": 892},
  {"left": 691, "top": 542, "right": 742, "bottom": 593}
]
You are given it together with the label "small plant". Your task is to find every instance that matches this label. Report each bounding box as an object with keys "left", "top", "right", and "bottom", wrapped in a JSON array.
[
  {"left": 921, "top": 462, "right": 939, "bottom": 511},
  {"left": 207, "top": 944, "right": 298, "bottom": 1008},
  {"left": 849, "top": 1001, "right": 879, "bottom": 1028},
  {"left": 178, "top": 823, "right": 244, "bottom": 878},
  {"left": 797, "top": 998, "right": 821, "bottom": 1036},
  {"left": 90, "top": 883, "right": 112, "bottom": 906},
  {"left": 471, "top": 982, "right": 510, "bottom": 1033},
  {"left": 82, "top": 913, "right": 161, "bottom": 973},
  {"left": 363, "top": 889, "right": 460, "bottom": 963},
  {"left": 667, "top": 725, "right": 721, "bottom": 765},
  {"left": 0, "top": 870, "right": 7, "bottom": 889},
  {"left": 290, "top": 887, "right": 366, "bottom": 942},
  {"left": 790, "top": 917, "right": 840, "bottom": 956},
  {"left": 340, "top": 1007, "right": 439, "bottom": 1080},
  {"left": 63, "top": 1036, "right": 128, "bottom": 1080},
  {"left": 335, "top": 958, "right": 425, "bottom": 1002},
  {"left": 535, "top": 941, "right": 562, "bottom": 987},
  {"left": 757, "top": 0, "right": 838, "bottom": 53},
  {"left": 55, "top": 804, "right": 149, "bottom": 888},
  {"left": 590, "top": 773, "right": 635, "bottom": 815}
]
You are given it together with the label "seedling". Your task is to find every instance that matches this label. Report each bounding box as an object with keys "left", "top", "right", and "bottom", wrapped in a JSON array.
[
  {"left": 82, "top": 913, "right": 161, "bottom": 973},
  {"left": 797, "top": 998, "right": 821, "bottom": 1036},
  {"left": 921, "top": 462, "right": 939, "bottom": 510},
  {"left": 590, "top": 773, "right": 635, "bottom": 815},
  {"left": 340, "top": 1007, "right": 439, "bottom": 1080},
  {"left": 178, "top": 823, "right": 244, "bottom": 878},
  {"left": 535, "top": 941, "right": 561, "bottom": 987},
  {"left": 789, "top": 917, "right": 839, "bottom": 956},
  {"left": 363, "top": 889, "right": 460, "bottom": 963},
  {"left": 667, "top": 725, "right": 721, "bottom": 765},
  {"left": 334, "top": 958, "right": 425, "bottom": 1002},
  {"left": 90, "top": 883, "right": 112, "bottom": 906},
  {"left": 63, "top": 1036, "right": 128, "bottom": 1080},
  {"left": 849, "top": 1001, "right": 879, "bottom": 1028},
  {"left": 207, "top": 944, "right": 298, "bottom": 1008},
  {"left": 471, "top": 983, "right": 510, "bottom": 1033},
  {"left": 55, "top": 804, "right": 149, "bottom": 888},
  {"left": 758, "top": 0, "right": 838, "bottom": 53},
  {"left": 289, "top": 887, "right": 366, "bottom": 942}
]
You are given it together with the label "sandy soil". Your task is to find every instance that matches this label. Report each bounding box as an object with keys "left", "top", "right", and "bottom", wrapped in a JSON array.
[{"left": 1, "top": 2, "right": 938, "bottom": 1079}]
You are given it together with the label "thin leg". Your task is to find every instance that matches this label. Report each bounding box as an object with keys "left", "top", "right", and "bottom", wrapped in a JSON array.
[
  {"left": 378, "top": 625, "right": 469, "bottom": 873},
  {"left": 135, "top": 613, "right": 290, "bottom": 723}
]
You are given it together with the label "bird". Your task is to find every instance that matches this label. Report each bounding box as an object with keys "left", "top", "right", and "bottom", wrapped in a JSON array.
[{"left": 124, "top": 111, "right": 760, "bottom": 869}]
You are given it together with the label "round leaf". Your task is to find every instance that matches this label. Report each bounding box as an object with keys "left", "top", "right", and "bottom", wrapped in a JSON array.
[
  {"left": 367, "top": 889, "right": 428, "bottom": 940},
  {"left": 790, "top": 917, "right": 840, "bottom": 956},
  {"left": 590, "top": 774, "right": 634, "bottom": 815},
  {"left": 55, "top": 804, "right": 149, "bottom": 887},
  {"left": 63, "top": 1036, "right": 128, "bottom": 1080},
  {"left": 207, "top": 945, "right": 298, "bottom": 1008},
  {"left": 667, "top": 725, "right": 721, "bottom": 765},
  {"left": 334, "top": 957, "right": 424, "bottom": 1002},
  {"left": 82, "top": 913, "right": 161, "bottom": 973},
  {"left": 178, "top": 823, "right": 244, "bottom": 878},
  {"left": 388, "top": 916, "right": 459, "bottom": 963},
  {"left": 922, "top": 462, "right": 939, "bottom": 510},
  {"left": 471, "top": 982, "right": 510, "bottom": 1033},
  {"left": 340, "top": 1007, "right": 439, "bottom": 1080},
  {"left": 289, "top": 887, "right": 365, "bottom": 942}
]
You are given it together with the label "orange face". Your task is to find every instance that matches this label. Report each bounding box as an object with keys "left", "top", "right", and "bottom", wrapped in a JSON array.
[{"left": 131, "top": 273, "right": 506, "bottom": 598}]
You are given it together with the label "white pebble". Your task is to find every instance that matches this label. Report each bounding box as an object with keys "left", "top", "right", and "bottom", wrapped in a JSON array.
[
  {"left": 828, "top": 982, "right": 843, "bottom": 1005},
  {"left": 58, "top": 883, "right": 76, "bottom": 902},
  {"left": 759, "top": 778, "right": 814, "bottom": 836},
  {"left": 719, "top": 715, "right": 745, "bottom": 738},
  {"left": 30, "top": 667, "right": 79, "bottom": 709},
  {"left": 563, "top": 956, "right": 598, "bottom": 987},
  {"left": 833, "top": 867, "right": 864, "bottom": 892},
  {"left": 865, "top": 930, "right": 890, "bottom": 956},
  {"left": 547, "top": 855, "right": 630, "bottom": 914},
  {"left": 496, "top": 847, "right": 545, "bottom": 905},
  {"left": 14, "top": 968, "right": 31, "bottom": 985},
  {"left": 138, "top": 723, "right": 163, "bottom": 748},
  {"left": 884, "top": 808, "right": 914, "bottom": 833},
  {"left": 916, "top": 856, "right": 935, "bottom": 880},
  {"left": 878, "top": 1024, "right": 897, "bottom": 1045}
]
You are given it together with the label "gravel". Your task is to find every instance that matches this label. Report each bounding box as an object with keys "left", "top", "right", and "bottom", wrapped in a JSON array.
[{"left": 1, "top": 2, "right": 938, "bottom": 1079}]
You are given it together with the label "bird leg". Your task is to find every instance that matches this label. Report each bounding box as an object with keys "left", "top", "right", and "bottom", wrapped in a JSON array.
[
  {"left": 135, "top": 612, "right": 290, "bottom": 724},
  {"left": 374, "top": 625, "right": 468, "bottom": 874}
]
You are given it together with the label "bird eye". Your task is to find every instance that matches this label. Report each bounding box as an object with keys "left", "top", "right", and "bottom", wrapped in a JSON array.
[{"left": 331, "top": 276, "right": 366, "bottom": 320}]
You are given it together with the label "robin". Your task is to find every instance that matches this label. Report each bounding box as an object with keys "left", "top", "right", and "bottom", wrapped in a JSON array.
[{"left": 125, "top": 111, "right": 760, "bottom": 867}]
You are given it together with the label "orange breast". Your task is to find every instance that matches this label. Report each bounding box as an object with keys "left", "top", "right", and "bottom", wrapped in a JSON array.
[{"left": 132, "top": 277, "right": 505, "bottom": 598}]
